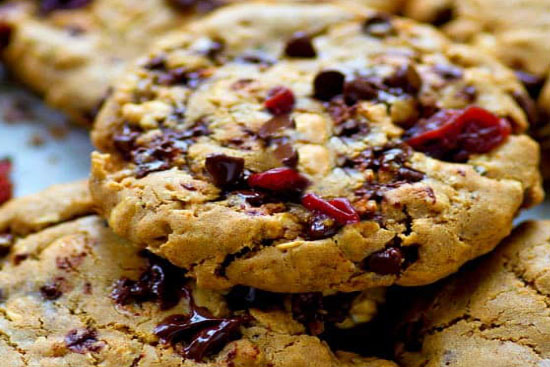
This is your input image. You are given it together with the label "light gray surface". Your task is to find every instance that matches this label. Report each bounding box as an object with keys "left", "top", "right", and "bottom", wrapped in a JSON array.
[
  {"left": 0, "top": 81, "right": 93, "bottom": 197},
  {"left": 0, "top": 78, "right": 548, "bottom": 221}
]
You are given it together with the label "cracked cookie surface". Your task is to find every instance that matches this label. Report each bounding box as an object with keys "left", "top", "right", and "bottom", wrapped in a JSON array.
[
  {"left": 90, "top": 2, "right": 543, "bottom": 293},
  {"left": 0, "top": 184, "right": 396, "bottom": 367},
  {"left": 0, "top": 0, "right": 401, "bottom": 125},
  {"left": 395, "top": 221, "right": 550, "bottom": 367}
]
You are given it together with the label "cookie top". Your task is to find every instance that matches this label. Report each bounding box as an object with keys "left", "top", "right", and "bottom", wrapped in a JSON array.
[
  {"left": 404, "top": 0, "right": 550, "bottom": 77},
  {"left": 0, "top": 0, "right": 400, "bottom": 125},
  {"left": 0, "top": 184, "right": 395, "bottom": 367},
  {"left": 394, "top": 221, "right": 550, "bottom": 367},
  {"left": 90, "top": 2, "right": 543, "bottom": 293}
]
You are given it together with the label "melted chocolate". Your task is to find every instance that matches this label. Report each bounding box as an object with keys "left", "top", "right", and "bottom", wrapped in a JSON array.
[
  {"left": 65, "top": 328, "right": 103, "bottom": 354},
  {"left": 111, "top": 251, "right": 187, "bottom": 310},
  {"left": 154, "top": 289, "right": 244, "bottom": 361}
]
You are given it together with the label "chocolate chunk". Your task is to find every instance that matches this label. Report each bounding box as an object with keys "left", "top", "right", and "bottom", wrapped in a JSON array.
[
  {"left": 385, "top": 65, "right": 422, "bottom": 95},
  {"left": 40, "top": 277, "right": 65, "bottom": 300},
  {"left": 285, "top": 32, "right": 317, "bottom": 58},
  {"left": 39, "top": 0, "right": 92, "bottom": 14},
  {"left": 12, "top": 253, "right": 28, "bottom": 265},
  {"left": 154, "top": 289, "right": 244, "bottom": 361},
  {"left": 65, "top": 328, "right": 103, "bottom": 354},
  {"left": 258, "top": 114, "right": 294, "bottom": 139},
  {"left": 364, "top": 247, "right": 404, "bottom": 275},
  {"left": 113, "top": 124, "right": 142, "bottom": 161},
  {"left": 362, "top": 13, "right": 396, "bottom": 38},
  {"left": 111, "top": 251, "right": 187, "bottom": 310},
  {"left": 205, "top": 154, "right": 245, "bottom": 187},
  {"left": 273, "top": 142, "right": 298, "bottom": 167},
  {"left": 515, "top": 70, "right": 545, "bottom": 99},
  {"left": 344, "top": 77, "right": 379, "bottom": 105},
  {"left": 314, "top": 70, "right": 345, "bottom": 101},
  {"left": 122, "top": 121, "right": 210, "bottom": 178},
  {"left": 304, "top": 214, "right": 340, "bottom": 240}
]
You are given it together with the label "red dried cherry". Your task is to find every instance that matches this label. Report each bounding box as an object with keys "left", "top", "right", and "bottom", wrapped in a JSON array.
[
  {"left": 0, "top": 159, "right": 13, "bottom": 205},
  {"left": 248, "top": 167, "right": 309, "bottom": 192},
  {"left": 264, "top": 87, "right": 295, "bottom": 115},
  {"left": 302, "top": 193, "right": 360, "bottom": 225},
  {"left": 405, "top": 106, "right": 511, "bottom": 161}
]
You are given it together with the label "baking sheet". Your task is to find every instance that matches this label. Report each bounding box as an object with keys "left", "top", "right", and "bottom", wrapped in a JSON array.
[{"left": 0, "top": 75, "right": 548, "bottom": 221}]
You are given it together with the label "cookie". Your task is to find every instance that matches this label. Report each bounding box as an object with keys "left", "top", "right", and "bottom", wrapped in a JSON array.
[
  {"left": 0, "top": 184, "right": 395, "bottom": 367},
  {"left": 394, "top": 221, "right": 550, "bottom": 367},
  {"left": 0, "top": 179, "right": 93, "bottom": 236},
  {"left": 403, "top": 0, "right": 550, "bottom": 179},
  {"left": 0, "top": 0, "right": 401, "bottom": 125},
  {"left": 90, "top": 2, "right": 543, "bottom": 294}
]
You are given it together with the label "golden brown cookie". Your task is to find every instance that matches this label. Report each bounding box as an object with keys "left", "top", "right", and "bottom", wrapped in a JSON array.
[
  {"left": 90, "top": 2, "right": 543, "bottom": 294},
  {"left": 0, "top": 0, "right": 401, "bottom": 125},
  {"left": 0, "top": 183, "right": 395, "bottom": 367},
  {"left": 395, "top": 221, "right": 550, "bottom": 367},
  {"left": 403, "top": 0, "right": 550, "bottom": 179}
]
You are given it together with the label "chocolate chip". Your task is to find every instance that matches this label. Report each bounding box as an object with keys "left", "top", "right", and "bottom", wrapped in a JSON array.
[
  {"left": 304, "top": 214, "right": 340, "bottom": 240},
  {"left": 39, "top": 0, "right": 92, "bottom": 14},
  {"left": 314, "top": 70, "right": 345, "bottom": 101},
  {"left": 111, "top": 251, "right": 187, "bottom": 310},
  {"left": 343, "top": 78, "right": 379, "bottom": 105},
  {"left": 364, "top": 247, "right": 404, "bottom": 275},
  {"left": 205, "top": 154, "right": 245, "bottom": 187},
  {"left": 334, "top": 119, "right": 369, "bottom": 138},
  {"left": 515, "top": 70, "right": 545, "bottom": 99},
  {"left": 362, "top": 13, "right": 396, "bottom": 38},
  {"left": 284, "top": 32, "right": 317, "bottom": 58},
  {"left": 113, "top": 124, "right": 142, "bottom": 161},
  {"left": 385, "top": 65, "right": 422, "bottom": 95},
  {"left": 273, "top": 142, "right": 298, "bottom": 167},
  {"left": 125, "top": 122, "right": 210, "bottom": 178},
  {"left": 156, "top": 68, "right": 207, "bottom": 88},
  {"left": 65, "top": 328, "right": 103, "bottom": 354},
  {"left": 259, "top": 114, "right": 294, "bottom": 139},
  {"left": 40, "top": 277, "right": 65, "bottom": 300},
  {"left": 12, "top": 253, "right": 28, "bottom": 265}
]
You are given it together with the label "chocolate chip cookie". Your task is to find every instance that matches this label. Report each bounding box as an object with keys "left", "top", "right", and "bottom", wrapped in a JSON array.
[
  {"left": 0, "top": 0, "right": 400, "bottom": 125},
  {"left": 395, "top": 221, "right": 550, "bottom": 367},
  {"left": 90, "top": 2, "right": 543, "bottom": 294},
  {"left": 403, "top": 0, "right": 550, "bottom": 179},
  {"left": 0, "top": 183, "right": 395, "bottom": 367}
]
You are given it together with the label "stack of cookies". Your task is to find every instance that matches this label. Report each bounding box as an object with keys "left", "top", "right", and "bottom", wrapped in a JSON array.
[{"left": 0, "top": 1, "right": 549, "bottom": 366}]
